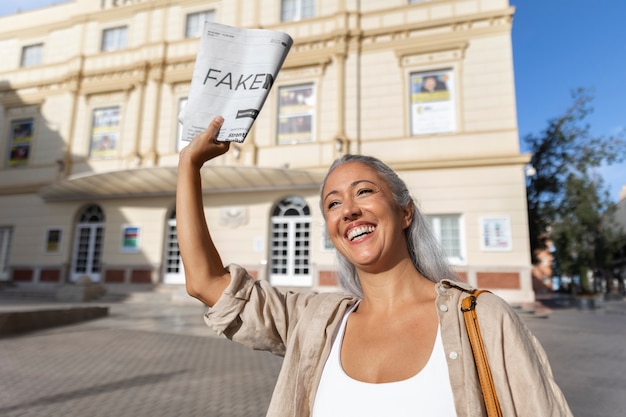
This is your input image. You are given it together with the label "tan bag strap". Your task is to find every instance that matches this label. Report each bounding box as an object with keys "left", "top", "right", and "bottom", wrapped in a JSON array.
[{"left": 461, "top": 289, "right": 503, "bottom": 417}]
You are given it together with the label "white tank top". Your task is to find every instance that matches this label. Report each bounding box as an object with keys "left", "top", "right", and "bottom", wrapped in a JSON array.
[{"left": 312, "top": 303, "right": 458, "bottom": 417}]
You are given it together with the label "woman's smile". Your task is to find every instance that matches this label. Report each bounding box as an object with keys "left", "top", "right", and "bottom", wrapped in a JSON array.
[{"left": 345, "top": 223, "right": 376, "bottom": 242}]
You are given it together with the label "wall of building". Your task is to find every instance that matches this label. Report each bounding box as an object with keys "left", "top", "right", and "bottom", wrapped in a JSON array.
[{"left": 0, "top": 0, "right": 534, "bottom": 303}]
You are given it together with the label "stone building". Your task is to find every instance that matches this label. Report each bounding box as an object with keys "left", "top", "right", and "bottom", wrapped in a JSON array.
[{"left": 0, "top": 0, "right": 534, "bottom": 303}]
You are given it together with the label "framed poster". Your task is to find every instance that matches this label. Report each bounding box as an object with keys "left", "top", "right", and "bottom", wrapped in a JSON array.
[
  {"left": 90, "top": 107, "right": 120, "bottom": 158},
  {"left": 8, "top": 118, "right": 34, "bottom": 167},
  {"left": 480, "top": 216, "right": 512, "bottom": 251},
  {"left": 121, "top": 225, "right": 140, "bottom": 253},
  {"left": 277, "top": 84, "right": 315, "bottom": 144},
  {"left": 410, "top": 69, "right": 456, "bottom": 135},
  {"left": 45, "top": 228, "right": 62, "bottom": 254}
]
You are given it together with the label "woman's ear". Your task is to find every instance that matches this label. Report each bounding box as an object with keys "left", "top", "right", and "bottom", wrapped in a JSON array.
[{"left": 402, "top": 203, "right": 414, "bottom": 229}]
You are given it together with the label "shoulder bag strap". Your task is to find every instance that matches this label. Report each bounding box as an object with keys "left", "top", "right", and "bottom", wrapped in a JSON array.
[{"left": 461, "top": 289, "right": 503, "bottom": 417}]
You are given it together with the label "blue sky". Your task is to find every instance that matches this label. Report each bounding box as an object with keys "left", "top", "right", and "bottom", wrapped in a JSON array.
[
  {"left": 2, "top": 0, "right": 625, "bottom": 201},
  {"left": 510, "top": 0, "right": 626, "bottom": 202}
]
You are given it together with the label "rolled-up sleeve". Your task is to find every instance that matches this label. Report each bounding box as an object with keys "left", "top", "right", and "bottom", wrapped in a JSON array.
[{"left": 204, "top": 264, "right": 316, "bottom": 356}]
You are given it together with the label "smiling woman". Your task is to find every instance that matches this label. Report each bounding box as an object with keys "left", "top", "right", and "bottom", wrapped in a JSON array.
[{"left": 176, "top": 116, "right": 573, "bottom": 417}]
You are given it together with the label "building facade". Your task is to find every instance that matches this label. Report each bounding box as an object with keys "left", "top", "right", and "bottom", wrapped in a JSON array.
[{"left": 0, "top": 0, "right": 534, "bottom": 303}]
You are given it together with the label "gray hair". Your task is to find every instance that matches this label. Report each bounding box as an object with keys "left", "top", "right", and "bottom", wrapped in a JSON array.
[{"left": 320, "top": 154, "right": 457, "bottom": 297}]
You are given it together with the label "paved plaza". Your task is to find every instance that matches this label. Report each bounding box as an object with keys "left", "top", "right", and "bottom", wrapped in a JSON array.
[{"left": 1, "top": 294, "right": 625, "bottom": 417}]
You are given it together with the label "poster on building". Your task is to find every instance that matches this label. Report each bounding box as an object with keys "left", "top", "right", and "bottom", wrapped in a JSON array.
[
  {"left": 90, "top": 107, "right": 120, "bottom": 159},
  {"left": 45, "top": 228, "right": 62, "bottom": 254},
  {"left": 121, "top": 225, "right": 140, "bottom": 253},
  {"left": 480, "top": 216, "right": 512, "bottom": 251},
  {"left": 8, "top": 119, "right": 34, "bottom": 167},
  {"left": 277, "top": 84, "right": 315, "bottom": 144},
  {"left": 410, "top": 69, "right": 456, "bottom": 135}
]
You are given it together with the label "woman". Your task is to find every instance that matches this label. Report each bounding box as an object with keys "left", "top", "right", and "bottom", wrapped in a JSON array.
[{"left": 176, "top": 116, "right": 572, "bottom": 417}]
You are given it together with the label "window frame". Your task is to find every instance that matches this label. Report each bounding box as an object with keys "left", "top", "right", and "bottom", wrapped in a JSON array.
[
  {"left": 71, "top": 205, "right": 105, "bottom": 282},
  {"left": 101, "top": 26, "right": 128, "bottom": 52},
  {"left": 163, "top": 211, "right": 184, "bottom": 282},
  {"left": 20, "top": 43, "right": 43, "bottom": 67},
  {"left": 0, "top": 226, "right": 13, "bottom": 281},
  {"left": 280, "top": 0, "right": 315, "bottom": 22},
  {"left": 185, "top": 10, "right": 216, "bottom": 38},
  {"left": 269, "top": 196, "right": 313, "bottom": 287},
  {"left": 321, "top": 222, "right": 334, "bottom": 252},
  {"left": 426, "top": 214, "right": 466, "bottom": 265},
  {"left": 176, "top": 97, "right": 188, "bottom": 152}
]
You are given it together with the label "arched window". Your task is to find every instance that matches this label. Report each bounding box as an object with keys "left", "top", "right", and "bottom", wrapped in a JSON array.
[
  {"left": 163, "top": 209, "right": 185, "bottom": 284},
  {"left": 269, "top": 196, "right": 312, "bottom": 287},
  {"left": 71, "top": 204, "right": 105, "bottom": 282}
]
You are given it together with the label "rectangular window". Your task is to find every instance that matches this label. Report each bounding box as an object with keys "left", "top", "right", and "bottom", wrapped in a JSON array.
[
  {"left": 0, "top": 227, "right": 13, "bottom": 280},
  {"left": 277, "top": 84, "right": 315, "bottom": 144},
  {"left": 185, "top": 10, "right": 216, "bottom": 38},
  {"left": 281, "top": 0, "right": 315, "bottom": 22},
  {"left": 176, "top": 97, "right": 188, "bottom": 151},
  {"left": 89, "top": 107, "right": 120, "bottom": 159},
  {"left": 101, "top": 26, "right": 128, "bottom": 51},
  {"left": 409, "top": 69, "right": 456, "bottom": 135},
  {"left": 7, "top": 118, "right": 34, "bottom": 168},
  {"left": 20, "top": 43, "right": 43, "bottom": 67},
  {"left": 427, "top": 214, "right": 465, "bottom": 264},
  {"left": 321, "top": 223, "right": 334, "bottom": 251}
]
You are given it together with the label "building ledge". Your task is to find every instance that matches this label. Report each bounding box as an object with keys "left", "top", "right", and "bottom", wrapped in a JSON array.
[{"left": 39, "top": 165, "right": 326, "bottom": 202}]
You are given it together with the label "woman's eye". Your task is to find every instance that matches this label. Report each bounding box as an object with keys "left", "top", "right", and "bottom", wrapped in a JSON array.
[
  {"left": 327, "top": 201, "right": 339, "bottom": 209},
  {"left": 357, "top": 188, "right": 372, "bottom": 196}
]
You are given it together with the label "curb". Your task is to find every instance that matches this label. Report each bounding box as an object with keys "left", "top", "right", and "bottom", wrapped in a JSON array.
[{"left": 0, "top": 306, "right": 109, "bottom": 337}]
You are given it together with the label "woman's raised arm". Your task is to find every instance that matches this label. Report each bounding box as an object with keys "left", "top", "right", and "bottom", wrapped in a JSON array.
[{"left": 176, "top": 116, "right": 231, "bottom": 306}]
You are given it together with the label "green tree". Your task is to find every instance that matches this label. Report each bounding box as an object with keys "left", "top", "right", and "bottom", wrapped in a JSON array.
[{"left": 524, "top": 88, "right": 626, "bottom": 292}]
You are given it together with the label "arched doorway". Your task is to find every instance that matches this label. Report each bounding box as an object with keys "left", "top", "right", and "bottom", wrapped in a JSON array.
[
  {"left": 163, "top": 209, "right": 184, "bottom": 284},
  {"left": 71, "top": 204, "right": 105, "bottom": 282},
  {"left": 269, "top": 196, "right": 312, "bottom": 287}
]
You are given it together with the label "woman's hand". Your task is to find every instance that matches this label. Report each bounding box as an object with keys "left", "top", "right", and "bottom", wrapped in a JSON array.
[{"left": 179, "top": 116, "right": 230, "bottom": 169}]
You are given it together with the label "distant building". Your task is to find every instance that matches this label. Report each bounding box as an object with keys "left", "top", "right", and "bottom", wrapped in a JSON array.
[{"left": 0, "top": 0, "right": 535, "bottom": 304}]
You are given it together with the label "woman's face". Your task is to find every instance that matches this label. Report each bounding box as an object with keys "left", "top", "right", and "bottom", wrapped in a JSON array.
[
  {"left": 322, "top": 162, "right": 413, "bottom": 272},
  {"left": 422, "top": 76, "right": 436, "bottom": 92}
]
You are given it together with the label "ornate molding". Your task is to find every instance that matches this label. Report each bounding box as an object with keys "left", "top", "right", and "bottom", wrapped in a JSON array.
[{"left": 395, "top": 40, "right": 469, "bottom": 67}]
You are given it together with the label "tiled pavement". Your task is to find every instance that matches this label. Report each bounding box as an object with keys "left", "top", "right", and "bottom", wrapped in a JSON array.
[
  {"left": 0, "top": 299, "right": 282, "bottom": 417},
  {"left": 1, "top": 293, "right": 625, "bottom": 417}
]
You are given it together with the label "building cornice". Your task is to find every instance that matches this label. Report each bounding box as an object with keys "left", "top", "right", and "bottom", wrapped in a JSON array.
[{"left": 392, "top": 153, "right": 532, "bottom": 172}]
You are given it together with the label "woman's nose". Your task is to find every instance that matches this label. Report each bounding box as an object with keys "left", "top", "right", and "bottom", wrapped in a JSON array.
[{"left": 342, "top": 200, "right": 361, "bottom": 220}]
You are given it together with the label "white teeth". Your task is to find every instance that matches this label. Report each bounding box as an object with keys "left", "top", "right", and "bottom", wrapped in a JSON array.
[{"left": 347, "top": 225, "right": 375, "bottom": 241}]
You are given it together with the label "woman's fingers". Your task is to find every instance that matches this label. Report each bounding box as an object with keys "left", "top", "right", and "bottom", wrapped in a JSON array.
[
  {"left": 207, "top": 115, "right": 224, "bottom": 137},
  {"left": 184, "top": 116, "right": 231, "bottom": 167}
]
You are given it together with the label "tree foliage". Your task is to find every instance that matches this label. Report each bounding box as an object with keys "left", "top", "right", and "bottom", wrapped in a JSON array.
[{"left": 524, "top": 88, "right": 626, "bottom": 288}]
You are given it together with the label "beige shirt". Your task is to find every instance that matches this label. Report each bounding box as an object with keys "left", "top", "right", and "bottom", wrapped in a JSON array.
[{"left": 205, "top": 264, "right": 573, "bottom": 417}]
